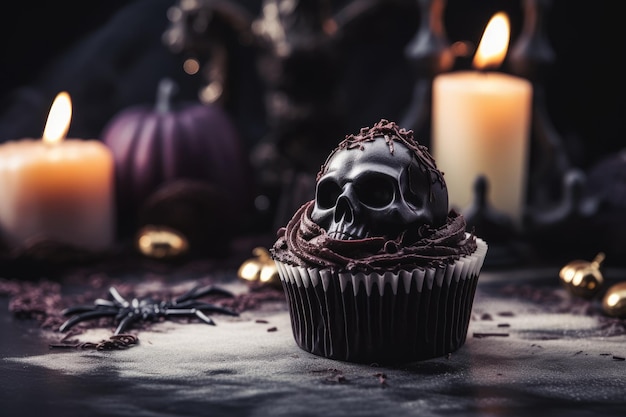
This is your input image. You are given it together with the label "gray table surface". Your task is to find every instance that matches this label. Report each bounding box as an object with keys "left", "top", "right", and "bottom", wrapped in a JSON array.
[{"left": 1, "top": 266, "right": 625, "bottom": 417}]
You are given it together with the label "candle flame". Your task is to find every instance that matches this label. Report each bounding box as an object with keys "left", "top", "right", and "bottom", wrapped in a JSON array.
[
  {"left": 42, "top": 92, "right": 72, "bottom": 145},
  {"left": 472, "top": 12, "right": 510, "bottom": 70}
]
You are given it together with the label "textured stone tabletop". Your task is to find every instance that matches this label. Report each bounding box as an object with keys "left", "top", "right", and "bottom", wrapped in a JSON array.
[{"left": 1, "top": 267, "right": 625, "bottom": 417}]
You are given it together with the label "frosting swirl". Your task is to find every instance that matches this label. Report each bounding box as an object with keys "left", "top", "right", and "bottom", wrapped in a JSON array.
[{"left": 271, "top": 200, "right": 477, "bottom": 273}]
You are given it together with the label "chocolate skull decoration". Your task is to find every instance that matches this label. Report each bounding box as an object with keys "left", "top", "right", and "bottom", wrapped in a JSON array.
[{"left": 310, "top": 120, "right": 448, "bottom": 241}]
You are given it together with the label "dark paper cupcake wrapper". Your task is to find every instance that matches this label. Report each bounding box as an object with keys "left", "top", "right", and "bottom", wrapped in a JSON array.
[{"left": 275, "top": 237, "right": 487, "bottom": 363}]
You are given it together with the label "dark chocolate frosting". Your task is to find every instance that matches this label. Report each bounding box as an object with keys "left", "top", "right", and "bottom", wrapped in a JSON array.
[{"left": 271, "top": 200, "right": 477, "bottom": 273}]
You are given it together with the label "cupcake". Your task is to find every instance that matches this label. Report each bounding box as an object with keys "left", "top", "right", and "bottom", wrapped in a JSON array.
[{"left": 270, "top": 119, "right": 487, "bottom": 364}]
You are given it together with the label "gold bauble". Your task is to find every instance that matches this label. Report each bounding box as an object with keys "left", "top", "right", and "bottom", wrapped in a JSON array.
[
  {"left": 602, "top": 282, "right": 626, "bottom": 318},
  {"left": 136, "top": 225, "right": 189, "bottom": 259},
  {"left": 237, "top": 247, "right": 280, "bottom": 287},
  {"left": 558, "top": 252, "right": 605, "bottom": 299}
]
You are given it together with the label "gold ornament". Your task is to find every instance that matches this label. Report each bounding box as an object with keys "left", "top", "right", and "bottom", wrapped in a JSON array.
[
  {"left": 237, "top": 247, "right": 280, "bottom": 287},
  {"left": 136, "top": 225, "right": 189, "bottom": 259},
  {"left": 558, "top": 252, "right": 605, "bottom": 299},
  {"left": 602, "top": 282, "right": 626, "bottom": 318}
]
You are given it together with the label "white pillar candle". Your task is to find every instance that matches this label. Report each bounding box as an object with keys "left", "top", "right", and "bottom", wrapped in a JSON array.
[
  {"left": 0, "top": 92, "right": 115, "bottom": 251},
  {"left": 432, "top": 12, "right": 532, "bottom": 225}
]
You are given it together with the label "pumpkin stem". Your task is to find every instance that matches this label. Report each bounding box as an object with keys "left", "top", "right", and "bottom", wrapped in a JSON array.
[{"left": 155, "top": 78, "right": 178, "bottom": 113}]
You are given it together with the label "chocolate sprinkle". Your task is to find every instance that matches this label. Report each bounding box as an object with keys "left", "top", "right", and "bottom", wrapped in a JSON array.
[
  {"left": 317, "top": 119, "right": 445, "bottom": 192},
  {"left": 473, "top": 333, "right": 510, "bottom": 338},
  {"left": 374, "top": 372, "right": 388, "bottom": 387}
]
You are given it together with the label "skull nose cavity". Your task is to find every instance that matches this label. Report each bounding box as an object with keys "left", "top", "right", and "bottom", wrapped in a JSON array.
[
  {"left": 334, "top": 196, "right": 354, "bottom": 224},
  {"left": 327, "top": 194, "right": 365, "bottom": 240}
]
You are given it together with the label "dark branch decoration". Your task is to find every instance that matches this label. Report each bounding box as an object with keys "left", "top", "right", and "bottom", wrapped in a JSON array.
[
  {"left": 163, "top": 0, "right": 393, "bottom": 170},
  {"left": 162, "top": 0, "right": 399, "bottom": 231}
]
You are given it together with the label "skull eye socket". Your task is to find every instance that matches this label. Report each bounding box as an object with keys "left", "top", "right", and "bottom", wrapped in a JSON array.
[
  {"left": 355, "top": 174, "right": 395, "bottom": 208},
  {"left": 316, "top": 179, "right": 342, "bottom": 209}
]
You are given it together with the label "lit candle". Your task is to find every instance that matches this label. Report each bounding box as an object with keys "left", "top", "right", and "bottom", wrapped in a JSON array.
[
  {"left": 0, "top": 92, "right": 115, "bottom": 251},
  {"left": 432, "top": 12, "right": 532, "bottom": 225}
]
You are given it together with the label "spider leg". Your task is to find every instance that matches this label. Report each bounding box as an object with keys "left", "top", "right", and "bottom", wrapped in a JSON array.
[
  {"left": 61, "top": 299, "right": 117, "bottom": 315},
  {"left": 59, "top": 309, "right": 119, "bottom": 332},
  {"left": 175, "top": 285, "right": 234, "bottom": 303},
  {"left": 94, "top": 298, "right": 117, "bottom": 307},
  {"left": 164, "top": 309, "right": 216, "bottom": 325},
  {"left": 108, "top": 287, "right": 130, "bottom": 306},
  {"left": 194, "top": 310, "right": 216, "bottom": 325},
  {"left": 114, "top": 313, "right": 143, "bottom": 335},
  {"left": 61, "top": 305, "right": 107, "bottom": 315}
]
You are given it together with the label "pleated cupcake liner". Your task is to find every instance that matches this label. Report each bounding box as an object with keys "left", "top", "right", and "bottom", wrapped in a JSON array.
[{"left": 275, "top": 237, "right": 488, "bottom": 364}]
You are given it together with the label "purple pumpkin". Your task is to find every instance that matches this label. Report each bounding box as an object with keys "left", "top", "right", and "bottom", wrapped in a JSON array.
[{"left": 101, "top": 79, "right": 252, "bottom": 238}]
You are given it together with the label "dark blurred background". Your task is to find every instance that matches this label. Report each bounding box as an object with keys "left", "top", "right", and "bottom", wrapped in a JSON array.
[
  {"left": 1, "top": 0, "right": 623, "bottom": 163},
  {"left": 0, "top": 0, "right": 624, "bottom": 250}
]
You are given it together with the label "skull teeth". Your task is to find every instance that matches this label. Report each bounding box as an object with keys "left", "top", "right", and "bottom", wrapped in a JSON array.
[
  {"left": 327, "top": 224, "right": 366, "bottom": 240},
  {"left": 328, "top": 231, "right": 358, "bottom": 240}
]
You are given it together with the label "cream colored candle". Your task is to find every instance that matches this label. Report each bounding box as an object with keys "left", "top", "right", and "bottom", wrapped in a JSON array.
[
  {"left": 432, "top": 12, "right": 532, "bottom": 225},
  {"left": 0, "top": 92, "right": 115, "bottom": 251}
]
